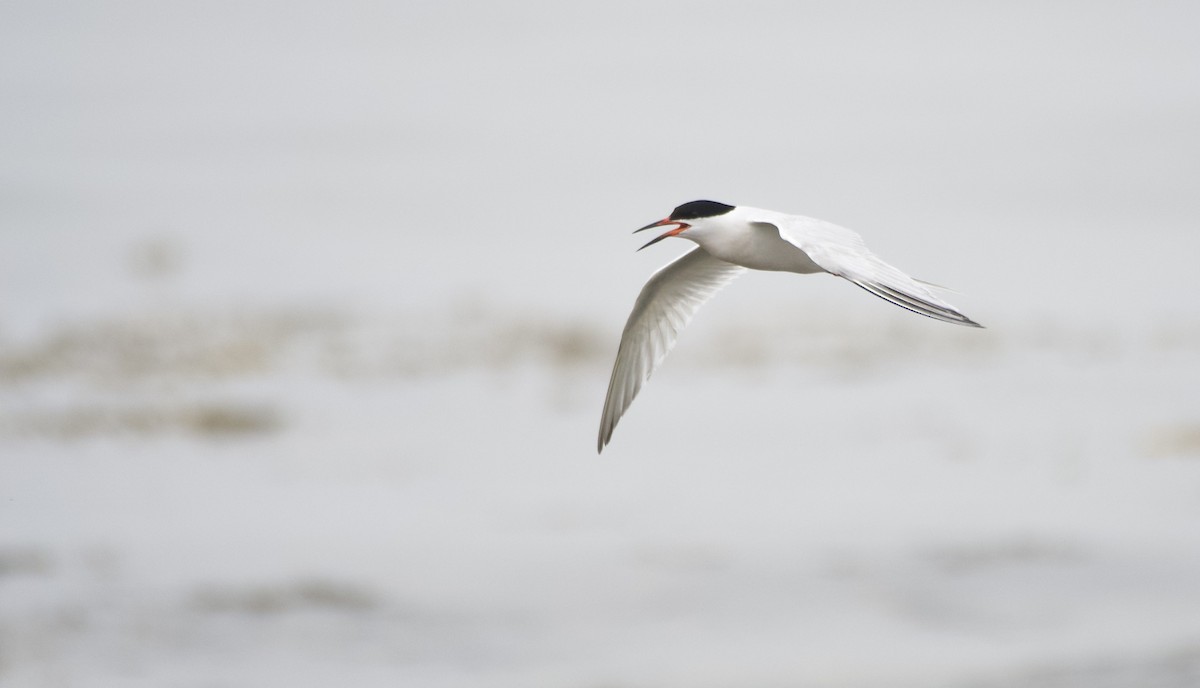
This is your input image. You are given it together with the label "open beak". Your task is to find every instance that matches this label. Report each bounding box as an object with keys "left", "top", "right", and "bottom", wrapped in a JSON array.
[{"left": 633, "top": 218, "right": 690, "bottom": 251}]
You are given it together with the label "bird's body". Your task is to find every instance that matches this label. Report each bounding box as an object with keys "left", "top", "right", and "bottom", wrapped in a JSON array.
[
  {"left": 681, "top": 210, "right": 825, "bottom": 273},
  {"left": 598, "top": 200, "right": 982, "bottom": 453}
]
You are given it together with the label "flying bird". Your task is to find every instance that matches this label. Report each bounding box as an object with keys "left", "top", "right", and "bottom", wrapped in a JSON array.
[{"left": 598, "top": 200, "right": 982, "bottom": 453}]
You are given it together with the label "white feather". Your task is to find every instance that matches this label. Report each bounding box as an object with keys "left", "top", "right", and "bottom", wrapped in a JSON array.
[{"left": 597, "top": 247, "right": 745, "bottom": 452}]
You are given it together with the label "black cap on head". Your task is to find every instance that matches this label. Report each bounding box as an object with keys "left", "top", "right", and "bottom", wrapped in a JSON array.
[{"left": 669, "top": 200, "right": 735, "bottom": 221}]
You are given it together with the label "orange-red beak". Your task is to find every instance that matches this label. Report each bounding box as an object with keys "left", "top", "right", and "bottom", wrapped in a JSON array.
[{"left": 634, "top": 218, "right": 690, "bottom": 251}]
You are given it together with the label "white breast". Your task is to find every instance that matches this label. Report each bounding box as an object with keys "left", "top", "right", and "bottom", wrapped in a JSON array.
[{"left": 693, "top": 220, "right": 825, "bottom": 274}]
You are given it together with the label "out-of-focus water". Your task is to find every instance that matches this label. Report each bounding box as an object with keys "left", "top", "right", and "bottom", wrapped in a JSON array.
[{"left": 2, "top": 2, "right": 1200, "bottom": 687}]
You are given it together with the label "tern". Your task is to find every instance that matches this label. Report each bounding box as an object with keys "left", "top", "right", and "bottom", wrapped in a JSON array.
[{"left": 598, "top": 200, "right": 982, "bottom": 453}]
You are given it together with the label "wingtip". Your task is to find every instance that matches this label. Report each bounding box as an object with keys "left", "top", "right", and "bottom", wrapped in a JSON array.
[
  {"left": 597, "top": 426, "right": 611, "bottom": 454},
  {"left": 852, "top": 279, "right": 985, "bottom": 329},
  {"left": 957, "top": 314, "right": 985, "bottom": 328}
]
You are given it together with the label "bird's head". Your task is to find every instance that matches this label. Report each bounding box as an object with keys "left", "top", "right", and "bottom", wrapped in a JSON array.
[{"left": 634, "top": 200, "right": 735, "bottom": 250}]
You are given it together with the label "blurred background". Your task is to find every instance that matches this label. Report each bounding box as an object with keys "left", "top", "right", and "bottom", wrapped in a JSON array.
[{"left": 3, "top": 1, "right": 1200, "bottom": 686}]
